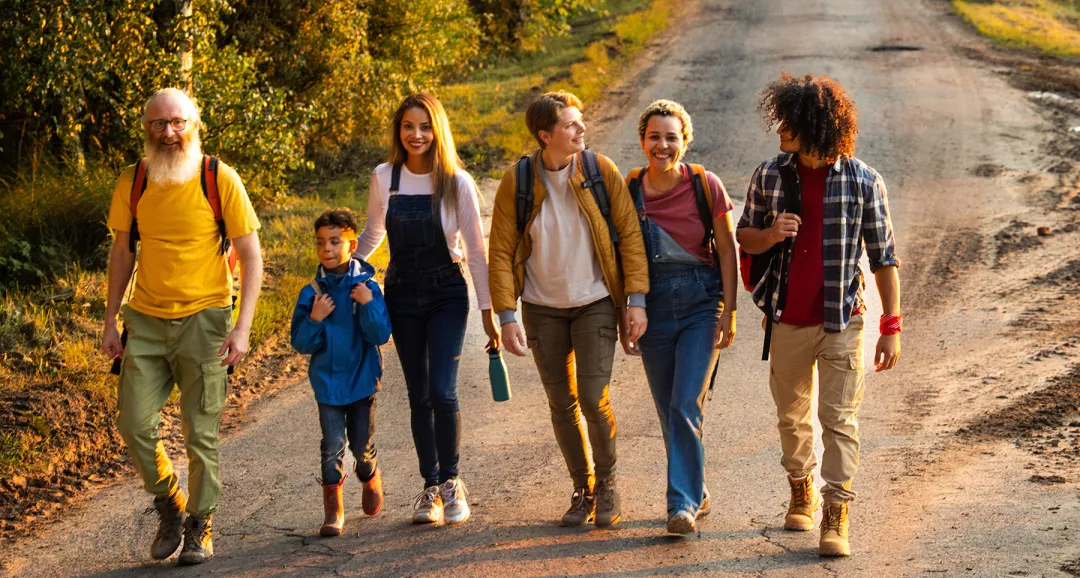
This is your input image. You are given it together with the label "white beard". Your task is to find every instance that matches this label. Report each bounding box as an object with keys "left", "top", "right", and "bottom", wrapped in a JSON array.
[{"left": 144, "top": 132, "right": 202, "bottom": 186}]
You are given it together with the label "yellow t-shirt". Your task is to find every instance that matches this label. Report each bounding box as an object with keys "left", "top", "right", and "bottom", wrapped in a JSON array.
[{"left": 107, "top": 161, "right": 261, "bottom": 319}]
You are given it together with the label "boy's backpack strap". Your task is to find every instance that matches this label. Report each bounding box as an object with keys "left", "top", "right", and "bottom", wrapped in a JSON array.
[
  {"left": 390, "top": 163, "right": 402, "bottom": 193},
  {"left": 759, "top": 161, "right": 803, "bottom": 361},
  {"left": 514, "top": 155, "right": 534, "bottom": 234},
  {"left": 627, "top": 167, "right": 645, "bottom": 217},
  {"left": 128, "top": 159, "right": 149, "bottom": 254},
  {"left": 688, "top": 164, "right": 714, "bottom": 249},
  {"left": 580, "top": 150, "right": 618, "bottom": 247},
  {"left": 308, "top": 278, "right": 323, "bottom": 297}
]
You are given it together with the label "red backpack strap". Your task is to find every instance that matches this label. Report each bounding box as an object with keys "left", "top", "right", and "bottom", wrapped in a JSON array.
[
  {"left": 200, "top": 155, "right": 237, "bottom": 271},
  {"left": 128, "top": 159, "right": 148, "bottom": 253}
]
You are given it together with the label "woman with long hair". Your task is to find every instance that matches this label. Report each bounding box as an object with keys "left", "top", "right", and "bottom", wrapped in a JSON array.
[
  {"left": 355, "top": 93, "right": 499, "bottom": 526},
  {"left": 625, "top": 100, "right": 738, "bottom": 535}
]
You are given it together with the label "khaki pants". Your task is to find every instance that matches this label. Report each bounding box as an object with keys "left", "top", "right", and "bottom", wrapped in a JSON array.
[
  {"left": 522, "top": 298, "right": 619, "bottom": 490},
  {"left": 768, "top": 315, "right": 865, "bottom": 503},
  {"left": 116, "top": 305, "right": 232, "bottom": 516}
]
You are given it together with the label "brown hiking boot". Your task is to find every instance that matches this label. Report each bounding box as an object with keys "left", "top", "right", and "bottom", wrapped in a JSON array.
[
  {"left": 819, "top": 501, "right": 851, "bottom": 557},
  {"left": 151, "top": 491, "right": 187, "bottom": 560},
  {"left": 177, "top": 515, "right": 213, "bottom": 565},
  {"left": 320, "top": 478, "right": 346, "bottom": 537},
  {"left": 784, "top": 473, "right": 820, "bottom": 531},
  {"left": 594, "top": 478, "right": 622, "bottom": 528},
  {"left": 362, "top": 469, "right": 384, "bottom": 517},
  {"left": 560, "top": 487, "right": 596, "bottom": 527}
]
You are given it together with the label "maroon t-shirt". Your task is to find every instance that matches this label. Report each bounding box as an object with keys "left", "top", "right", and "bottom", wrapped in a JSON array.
[
  {"left": 780, "top": 163, "right": 828, "bottom": 326},
  {"left": 638, "top": 164, "right": 733, "bottom": 264}
]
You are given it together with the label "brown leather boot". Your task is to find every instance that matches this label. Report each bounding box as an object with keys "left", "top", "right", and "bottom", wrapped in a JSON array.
[
  {"left": 320, "top": 478, "right": 346, "bottom": 537},
  {"left": 362, "top": 468, "right": 384, "bottom": 517},
  {"left": 784, "top": 473, "right": 820, "bottom": 531},
  {"left": 819, "top": 501, "right": 851, "bottom": 557}
]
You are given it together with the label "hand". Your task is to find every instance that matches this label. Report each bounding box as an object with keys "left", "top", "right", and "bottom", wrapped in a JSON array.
[
  {"left": 481, "top": 309, "right": 501, "bottom": 351},
  {"left": 102, "top": 322, "right": 122, "bottom": 360},
  {"left": 310, "top": 294, "right": 335, "bottom": 322},
  {"left": 218, "top": 325, "right": 251, "bottom": 367},
  {"left": 502, "top": 322, "right": 528, "bottom": 357},
  {"left": 623, "top": 306, "right": 647, "bottom": 347},
  {"left": 618, "top": 309, "right": 640, "bottom": 356},
  {"left": 874, "top": 333, "right": 900, "bottom": 372},
  {"left": 715, "top": 311, "right": 736, "bottom": 349},
  {"left": 351, "top": 283, "right": 373, "bottom": 305},
  {"left": 769, "top": 211, "right": 802, "bottom": 244}
]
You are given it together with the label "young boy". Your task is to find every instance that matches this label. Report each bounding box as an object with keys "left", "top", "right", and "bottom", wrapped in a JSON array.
[{"left": 291, "top": 208, "right": 392, "bottom": 537}]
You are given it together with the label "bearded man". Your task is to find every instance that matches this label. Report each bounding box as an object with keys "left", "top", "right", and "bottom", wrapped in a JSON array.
[{"left": 101, "top": 88, "right": 263, "bottom": 565}]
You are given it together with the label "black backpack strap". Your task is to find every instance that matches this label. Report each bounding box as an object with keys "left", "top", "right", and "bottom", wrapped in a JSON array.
[
  {"left": 128, "top": 159, "right": 149, "bottom": 254},
  {"left": 691, "top": 170, "right": 713, "bottom": 249},
  {"left": 390, "top": 163, "right": 402, "bottom": 193},
  {"left": 628, "top": 171, "right": 645, "bottom": 217},
  {"left": 761, "top": 161, "right": 803, "bottom": 361},
  {"left": 515, "top": 155, "right": 533, "bottom": 234},
  {"left": 580, "top": 150, "right": 618, "bottom": 247}
]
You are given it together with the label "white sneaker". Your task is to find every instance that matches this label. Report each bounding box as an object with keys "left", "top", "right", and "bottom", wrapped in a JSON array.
[
  {"left": 441, "top": 478, "right": 471, "bottom": 525},
  {"left": 413, "top": 485, "right": 443, "bottom": 524},
  {"left": 667, "top": 510, "right": 697, "bottom": 535}
]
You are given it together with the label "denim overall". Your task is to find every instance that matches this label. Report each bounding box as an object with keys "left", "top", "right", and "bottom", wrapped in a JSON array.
[
  {"left": 632, "top": 172, "right": 723, "bottom": 517},
  {"left": 383, "top": 167, "right": 469, "bottom": 489}
]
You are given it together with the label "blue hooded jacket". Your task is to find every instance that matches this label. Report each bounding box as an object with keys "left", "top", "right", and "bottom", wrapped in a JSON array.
[{"left": 290, "top": 259, "right": 392, "bottom": 406}]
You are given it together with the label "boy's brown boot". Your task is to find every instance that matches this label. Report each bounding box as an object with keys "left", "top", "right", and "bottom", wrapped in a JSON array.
[
  {"left": 151, "top": 490, "right": 187, "bottom": 560},
  {"left": 784, "top": 473, "right": 820, "bottom": 531},
  {"left": 361, "top": 468, "right": 384, "bottom": 516},
  {"left": 320, "top": 478, "right": 346, "bottom": 537},
  {"left": 594, "top": 478, "right": 622, "bottom": 528},
  {"left": 819, "top": 501, "right": 851, "bottom": 557}
]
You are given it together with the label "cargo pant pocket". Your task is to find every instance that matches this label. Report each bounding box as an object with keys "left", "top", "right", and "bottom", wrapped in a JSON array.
[{"left": 200, "top": 361, "right": 228, "bottom": 414}]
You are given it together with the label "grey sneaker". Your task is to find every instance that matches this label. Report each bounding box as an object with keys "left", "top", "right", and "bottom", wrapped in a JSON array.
[
  {"left": 413, "top": 485, "right": 443, "bottom": 524},
  {"left": 667, "top": 510, "right": 697, "bottom": 535},
  {"left": 441, "top": 478, "right": 471, "bottom": 525},
  {"left": 594, "top": 478, "right": 622, "bottom": 528},
  {"left": 151, "top": 492, "right": 187, "bottom": 560},
  {"left": 177, "top": 516, "right": 213, "bottom": 565},
  {"left": 560, "top": 487, "right": 595, "bottom": 527}
]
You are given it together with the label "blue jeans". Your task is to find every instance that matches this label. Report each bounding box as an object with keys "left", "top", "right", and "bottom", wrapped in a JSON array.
[
  {"left": 638, "top": 264, "right": 722, "bottom": 515},
  {"left": 385, "top": 264, "right": 469, "bottom": 489},
  {"left": 318, "top": 396, "right": 377, "bottom": 485}
]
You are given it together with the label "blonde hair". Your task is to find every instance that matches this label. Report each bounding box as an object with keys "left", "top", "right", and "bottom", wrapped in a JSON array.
[
  {"left": 389, "top": 93, "right": 462, "bottom": 214},
  {"left": 637, "top": 99, "right": 694, "bottom": 162},
  {"left": 526, "top": 91, "right": 583, "bottom": 150}
]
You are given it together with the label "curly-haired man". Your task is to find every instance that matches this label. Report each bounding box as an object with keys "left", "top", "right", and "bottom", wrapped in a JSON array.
[{"left": 736, "top": 74, "right": 901, "bottom": 557}]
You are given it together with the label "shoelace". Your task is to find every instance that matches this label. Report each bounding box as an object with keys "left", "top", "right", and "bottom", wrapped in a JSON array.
[
  {"left": 443, "top": 480, "right": 468, "bottom": 507},
  {"left": 414, "top": 488, "right": 437, "bottom": 510},
  {"left": 823, "top": 506, "right": 844, "bottom": 533},
  {"left": 597, "top": 484, "right": 614, "bottom": 511},
  {"left": 791, "top": 478, "right": 810, "bottom": 507},
  {"left": 183, "top": 522, "right": 211, "bottom": 549},
  {"left": 569, "top": 489, "right": 590, "bottom": 512}
]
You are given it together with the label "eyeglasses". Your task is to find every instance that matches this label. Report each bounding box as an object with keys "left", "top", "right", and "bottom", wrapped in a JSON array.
[{"left": 148, "top": 118, "right": 189, "bottom": 133}]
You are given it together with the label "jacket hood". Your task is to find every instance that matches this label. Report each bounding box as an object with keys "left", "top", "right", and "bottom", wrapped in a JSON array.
[{"left": 315, "top": 258, "right": 375, "bottom": 288}]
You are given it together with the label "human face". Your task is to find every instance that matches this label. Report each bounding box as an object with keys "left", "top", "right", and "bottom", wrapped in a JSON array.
[
  {"left": 540, "top": 106, "right": 586, "bottom": 156},
  {"left": 400, "top": 106, "right": 434, "bottom": 159},
  {"left": 145, "top": 95, "right": 195, "bottom": 157},
  {"left": 316, "top": 226, "right": 357, "bottom": 273},
  {"left": 777, "top": 121, "right": 801, "bottom": 154},
  {"left": 641, "top": 114, "right": 684, "bottom": 172}
]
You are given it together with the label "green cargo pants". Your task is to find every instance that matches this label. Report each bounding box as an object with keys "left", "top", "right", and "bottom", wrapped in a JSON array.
[{"left": 116, "top": 304, "right": 232, "bottom": 517}]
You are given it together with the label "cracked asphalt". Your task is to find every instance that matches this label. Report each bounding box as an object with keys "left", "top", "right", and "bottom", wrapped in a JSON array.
[{"left": 4, "top": 0, "right": 1080, "bottom": 575}]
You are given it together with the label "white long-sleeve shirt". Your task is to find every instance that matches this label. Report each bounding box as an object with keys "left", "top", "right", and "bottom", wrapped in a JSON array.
[{"left": 356, "top": 163, "right": 492, "bottom": 310}]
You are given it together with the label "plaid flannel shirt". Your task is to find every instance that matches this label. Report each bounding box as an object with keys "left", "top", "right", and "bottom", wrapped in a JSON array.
[{"left": 736, "top": 153, "right": 899, "bottom": 333}]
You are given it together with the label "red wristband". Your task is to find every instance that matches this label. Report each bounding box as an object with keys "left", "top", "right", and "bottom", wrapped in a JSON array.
[{"left": 880, "top": 313, "right": 903, "bottom": 335}]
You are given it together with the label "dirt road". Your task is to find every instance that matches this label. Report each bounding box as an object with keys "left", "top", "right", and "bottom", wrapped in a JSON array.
[{"left": 5, "top": 0, "right": 1080, "bottom": 575}]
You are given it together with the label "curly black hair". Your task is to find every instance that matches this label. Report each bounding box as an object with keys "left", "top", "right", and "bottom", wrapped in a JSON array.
[
  {"left": 758, "top": 73, "right": 858, "bottom": 160},
  {"left": 313, "top": 208, "right": 359, "bottom": 234}
]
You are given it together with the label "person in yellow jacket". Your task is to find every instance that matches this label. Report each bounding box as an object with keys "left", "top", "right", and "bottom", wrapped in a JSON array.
[{"left": 488, "top": 91, "right": 649, "bottom": 528}]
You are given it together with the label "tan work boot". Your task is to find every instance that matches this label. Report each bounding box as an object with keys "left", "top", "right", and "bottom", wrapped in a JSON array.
[
  {"left": 784, "top": 473, "right": 820, "bottom": 531},
  {"left": 560, "top": 487, "right": 596, "bottom": 527},
  {"left": 819, "top": 501, "right": 851, "bottom": 557},
  {"left": 151, "top": 490, "right": 187, "bottom": 560},
  {"left": 320, "top": 479, "right": 346, "bottom": 537},
  {"left": 362, "top": 469, "right": 384, "bottom": 517},
  {"left": 594, "top": 478, "right": 622, "bottom": 528}
]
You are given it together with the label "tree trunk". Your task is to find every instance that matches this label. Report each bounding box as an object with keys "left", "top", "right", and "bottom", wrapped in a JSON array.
[{"left": 176, "top": 0, "right": 193, "bottom": 93}]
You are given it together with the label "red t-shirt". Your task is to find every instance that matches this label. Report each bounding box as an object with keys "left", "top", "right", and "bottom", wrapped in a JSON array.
[
  {"left": 780, "top": 163, "right": 828, "bottom": 326},
  {"left": 639, "top": 164, "right": 734, "bottom": 264}
]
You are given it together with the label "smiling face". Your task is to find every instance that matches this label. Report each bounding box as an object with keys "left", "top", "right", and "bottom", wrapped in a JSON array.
[
  {"left": 539, "top": 106, "right": 586, "bottom": 156},
  {"left": 142, "top": 91, "right": 202, "bottom": 184},
  {"left": 641, "top": 114, "right": 685, "bottom": 172},
  {"left": 399, "top": 106, "right": 434, "bottom": 160},
  {"left": 777, "top": 121, "right": 802, "bottom": 154},
  {"left": 316, "top": 226, "right": 358, "bottom": 273}
]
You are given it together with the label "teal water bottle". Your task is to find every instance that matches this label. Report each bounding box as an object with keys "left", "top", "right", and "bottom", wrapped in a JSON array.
[{"left": 488, "top": 346, "right": 512, "bottom": 402}]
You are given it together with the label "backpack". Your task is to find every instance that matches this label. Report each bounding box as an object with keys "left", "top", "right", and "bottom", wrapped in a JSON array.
[
  {"left": 741, "top": 162, "right": 801, "bottom": 361},
  {"left": 514, "top": 150, "right": 618, "bottom": 249},
  {"left": 128, "top": 155, "right": 238, "bottom": 273}
]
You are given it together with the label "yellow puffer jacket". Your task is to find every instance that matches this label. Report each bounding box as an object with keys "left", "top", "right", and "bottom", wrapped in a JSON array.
[{"left": 488, "top": 151, "right": 649, "bottom": 315}]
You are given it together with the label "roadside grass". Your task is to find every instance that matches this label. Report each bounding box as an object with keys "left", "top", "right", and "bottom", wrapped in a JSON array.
[
  {"left": 954, "top": 0, "right": 1080, "bottom": 58},
  {"left": 0, "top": 0, "right": 674, "bottom": 535}
]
